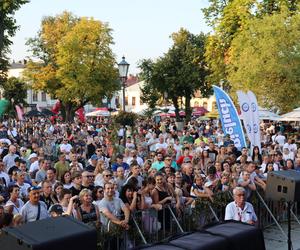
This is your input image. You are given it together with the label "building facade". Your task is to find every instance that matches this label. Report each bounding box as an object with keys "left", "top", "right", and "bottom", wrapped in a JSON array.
[{"left": 7, "top": 61, "right": 56, "bottom": 110}]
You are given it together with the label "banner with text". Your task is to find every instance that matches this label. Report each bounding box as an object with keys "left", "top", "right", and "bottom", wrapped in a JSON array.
[{"left": 213, "top": 85, "right": 246, "bottom": 150}]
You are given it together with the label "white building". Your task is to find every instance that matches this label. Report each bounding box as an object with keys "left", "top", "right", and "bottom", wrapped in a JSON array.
[
  {"left": 7, "top": 61, "right": 56, "bottom": 110},
  {"left": 115, "top": 75, "right": 217, "bottom": 113}
]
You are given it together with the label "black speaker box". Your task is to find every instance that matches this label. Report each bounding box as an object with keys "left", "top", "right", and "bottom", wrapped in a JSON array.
[
  {"left": 0, "top": 216, "right": 97, "bottom": 250},
  {"left": 204, "top": 221, "right": 265, "bottom": 250},
  {"left": 266, "top": 170, "right": 300, "bottom": 202},
  {"left": 168, "top": 231, "right": 229, "bottom": 250},
  {"left": 136, "top": 221, "right": 265, "bottom": 250}
]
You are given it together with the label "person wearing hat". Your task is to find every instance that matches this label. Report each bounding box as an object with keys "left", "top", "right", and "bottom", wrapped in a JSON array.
[
  {"left": 20, "top": 186, "right": 49, "bottom": 223},
  {"left": 85, "top": 154, "right": 98, "bottom": 172},
  {"left": 111, "top": 154, "right": 129, "bottom": 175},
  {"left": 28, "top": 153, "right": 39, "bottom": 176},
  {"left": 49, "top": 204, "right": 64, "bottom": 217},
  {"left": 15, "top": 170, "right": 31, "bottom": 200}
]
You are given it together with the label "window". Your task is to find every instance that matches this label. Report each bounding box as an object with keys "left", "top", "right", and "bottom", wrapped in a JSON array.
[
  {"left": 41, "top": 92, "right": 47, "bottom": 102},
  {"left": 125, "top": 96, "right": 128, "bottom": 106},
  {"left": 32, "top": 91, "right": 38, "bottom": 102},
  {"left": 132, "top": 97, "right": 136, "bottom": 106},
  {"left": 115, "top": 96, "right": 120, "bottom": 108}
]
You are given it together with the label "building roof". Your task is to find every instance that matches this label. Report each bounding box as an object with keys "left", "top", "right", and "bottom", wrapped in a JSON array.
[{"left": 125, "top": 75, "right": 139, "bottom": 87}]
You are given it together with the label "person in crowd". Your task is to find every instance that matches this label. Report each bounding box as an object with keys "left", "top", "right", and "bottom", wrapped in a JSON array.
[
  {"left": 39, "top": 180, "right": 58, "bottom": 209},
  {"left": 76, "top": 188, "right": 100, "bottom": 228},
  {"left": 111, "top": 154, "right": 130, "bottom": 176},
  {"left": 81, "top": 171, "right": 95, "bottom": 191},
  {"left": 15, "top": 170, "right": 31, "bottom": 200},
  {"left": 252, "top": 146, "right": 262, "bottom": 165},
  {"left": 70, "top": 171, "right": 82, "bottom": 196},
  {"left": 21, "top": 186, "right": 49, "bottom": 223},
  {"left": 61, "top": 170, "right": 72, "bottom": 189},
  {"left": 54, "top": 153, "right": 70, "bottom": 180},
  {"left": 45, "top": 167, "right": 59, "bottom": 188},
  {"left": 93, "top": 159, "right": 105, "bottom": 186},
  {"left": 5, "top": 185, "right": 24, "bottom": 215},
  {"left": 98, "top": 182, "right": 130, "bottom": 231},
  {"left": 225, "top": 187, "right": 257, "bottom": 224},
  {"left": 35, "top": 159, "right": 49, "bottom": 184},
  {"left": 115, "top": 166, "right": 126, "bottom": 192}
]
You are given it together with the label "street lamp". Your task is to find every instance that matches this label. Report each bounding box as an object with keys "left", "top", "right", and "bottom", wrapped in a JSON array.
[
  {"left": 118, "top": 56, "right": 130, "bottom": 147},
  {"left": 118, "top": 56, "right": 130, "bottom": 111}
]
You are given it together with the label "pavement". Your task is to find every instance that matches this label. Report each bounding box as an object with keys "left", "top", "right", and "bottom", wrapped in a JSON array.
[{"left": 264, "top": 221, "right": 300, "bottom": 250}]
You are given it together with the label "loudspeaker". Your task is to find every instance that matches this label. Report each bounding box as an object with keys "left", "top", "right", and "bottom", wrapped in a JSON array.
[
  {"left": 266, "top": 170, "right": 300, "bottom": 202},
  {"left": 136, "top": 221, "right": 265, "bottom": 250},
  {"left": 0, "top": 216, "right": 97, "bottom": 250},
  {"left": 204, "top": 221, "right": 265, "bottom": 250}
]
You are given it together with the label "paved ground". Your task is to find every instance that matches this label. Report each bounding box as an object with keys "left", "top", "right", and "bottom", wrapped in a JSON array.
[{"left": 264, "top": 221, "right": 300, "bottom": 250}]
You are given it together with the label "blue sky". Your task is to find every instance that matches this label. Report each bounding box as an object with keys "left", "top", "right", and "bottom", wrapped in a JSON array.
[{"left": 10, "top": 0, "right": 211, "bottom": 74}]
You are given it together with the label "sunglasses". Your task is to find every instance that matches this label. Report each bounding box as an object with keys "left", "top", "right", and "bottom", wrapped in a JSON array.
[
  {"left": 105, "top": 174, "right": 112, "bottom": 177},
  {"left": 84, "top": 175, "right": 94, "bottom": 178}
]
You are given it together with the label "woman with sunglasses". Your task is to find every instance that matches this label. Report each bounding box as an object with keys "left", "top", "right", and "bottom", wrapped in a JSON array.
[{"left": 92, "top": 186, "right": 104, "bottom": 207}]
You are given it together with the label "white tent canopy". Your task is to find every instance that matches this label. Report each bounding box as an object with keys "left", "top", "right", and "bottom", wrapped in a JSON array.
[
  {"left": 240, "top": 106, "right": 280, "bottom": 121},
  {"left": 280, "top": 107, "right": 300, "bottom": 121},
  {"left": 85, "top": 109, "right": 110, "bottom": 117}
]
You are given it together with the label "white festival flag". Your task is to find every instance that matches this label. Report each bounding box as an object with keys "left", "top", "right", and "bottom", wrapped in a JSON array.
[
  {"left": 237, "top": 90, "right": 253, "bottom": 148},
  {"left": 247, "top": 91, "right": 261, "bottom": 152}
]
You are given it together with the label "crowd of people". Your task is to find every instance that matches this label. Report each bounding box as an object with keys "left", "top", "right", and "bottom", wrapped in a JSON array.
[{"left": 0, "top": 117, "right": 299, "bottom": 236}]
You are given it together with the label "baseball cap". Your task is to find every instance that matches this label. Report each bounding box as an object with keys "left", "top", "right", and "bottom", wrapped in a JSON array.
[
  {"left": 90, "top": 154, "right": 98, "bottom": 161},
  {"left": 183, "top": 157, "right": 191, "bottom": 163},
  {"left": 28, "top": 186, "right": 41, "bottom": 192},
  {"left": 28, "top": 153, "right": 38, "bottom": 160},
  {"left": 49, "top": 204, "right": 64, "bottom": 215},
  {"left": 204, "top": 181, "right": 213, "bottom": 188}
]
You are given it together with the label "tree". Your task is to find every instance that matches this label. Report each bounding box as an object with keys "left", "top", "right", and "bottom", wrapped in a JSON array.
[
  {"left": 203, "top": 0, "right": 299, "bottom": 87},
  {"left": 139, "top": 29, "right": 210, "bottom": 122},
  {"left": 227, "top": 10, "right": 300, "bottom": 112},
  {"left": 0, "top": 0, "right": 29, "bottom": 85},
  {"left": 2, "top": 76, "right": 27, "bottom": 115},
  {"left": 24, "top": 12, "right": 119, "bottom": 121}
]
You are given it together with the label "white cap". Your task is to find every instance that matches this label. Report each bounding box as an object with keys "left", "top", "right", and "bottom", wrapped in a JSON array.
[{"left": 28, "top": 153, "right": 38, "bottom": 160}]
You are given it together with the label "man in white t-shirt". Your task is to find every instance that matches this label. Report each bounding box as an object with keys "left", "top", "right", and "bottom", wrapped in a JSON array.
[
  {"left": 154, "top": 134, "right": 168, "bottom": 151},
  {"left": 274, "top": 132, "right": 286, "bottom": 147}
]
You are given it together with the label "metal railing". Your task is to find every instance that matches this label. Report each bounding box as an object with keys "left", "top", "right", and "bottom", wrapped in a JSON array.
[{"left": 94, "top": 191, "right": 300, "bottom": 249}]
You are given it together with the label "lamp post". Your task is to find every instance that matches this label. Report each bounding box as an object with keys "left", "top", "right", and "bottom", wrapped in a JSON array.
[
  {"left": 118, "top": 56, "right": 130, "bottom": 111},
  {"left": 118, "top": 56, "right": 130, "bottom": 147}
]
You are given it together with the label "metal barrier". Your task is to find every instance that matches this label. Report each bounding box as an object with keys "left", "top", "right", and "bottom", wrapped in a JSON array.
[{"left": 95, "top": 191, "right": 300, "bottom": 249}]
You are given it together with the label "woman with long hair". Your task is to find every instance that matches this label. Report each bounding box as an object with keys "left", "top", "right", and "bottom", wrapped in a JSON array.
[
  {"left": 94, "top": 159, "right": 105, "bottom": 186},
  {"left": 252, "top": 146, "right": 262, "bottom": 165}
]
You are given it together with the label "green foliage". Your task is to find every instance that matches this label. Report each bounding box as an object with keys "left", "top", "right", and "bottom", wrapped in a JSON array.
[
  {"left": 24, "top": 12, "right": 119, "bottom": 121},
  {"left": 2, "top": 77, "right": 27, "bottom": 105},
  {"left": 228, "top": 10, "right": 300, "bottom": 112},
  {"left": 0, "top": 0, "right": 29, "bottom": 85},
  {"left": 1, "top": 77, "right": 27, "bottom": 116},
  {"left": 139, "top": 29, "right": 210, "bottom": 121},
  {"left": 115, "top": 111, "right": 139, "bottom": 127}
]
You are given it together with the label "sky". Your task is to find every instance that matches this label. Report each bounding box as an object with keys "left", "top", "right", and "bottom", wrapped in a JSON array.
[{"left": 10, "top": 0, "right": 211, "bottom": 74}]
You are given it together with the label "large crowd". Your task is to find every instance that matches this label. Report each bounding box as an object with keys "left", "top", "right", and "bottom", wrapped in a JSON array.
[{"left": 0, "top": 117, "right": 299, "bottom": 235}]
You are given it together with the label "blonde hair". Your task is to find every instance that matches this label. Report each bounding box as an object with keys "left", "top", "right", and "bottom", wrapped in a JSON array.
[{"left": 79, "top": 188, "right": 92, "bottom": 200}]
